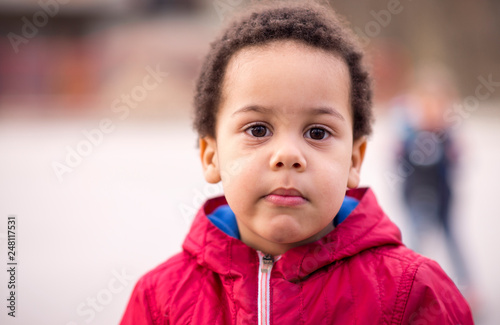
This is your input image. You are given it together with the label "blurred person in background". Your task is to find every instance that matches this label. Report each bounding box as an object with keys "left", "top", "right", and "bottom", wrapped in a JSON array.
[{"left": 391, "top": 64, "right": 473, "bottom": 295}]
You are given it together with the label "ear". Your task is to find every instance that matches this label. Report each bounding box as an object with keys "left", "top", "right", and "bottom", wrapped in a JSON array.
[
  {"left": 199, "top": 136, "right": 221, "bottom": 184},
  {"left": 347, "top": 136, "right": 367, "bottom": 189}
]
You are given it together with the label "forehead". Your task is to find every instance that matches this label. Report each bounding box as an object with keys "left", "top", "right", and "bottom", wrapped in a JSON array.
[{"left": 219, "top": 40, "right": 352, "bottom": 121}]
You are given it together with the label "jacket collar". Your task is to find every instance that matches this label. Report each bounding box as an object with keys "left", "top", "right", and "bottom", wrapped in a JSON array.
[{"left": 182, "top": 188, "right": 403, "bottom": 282}]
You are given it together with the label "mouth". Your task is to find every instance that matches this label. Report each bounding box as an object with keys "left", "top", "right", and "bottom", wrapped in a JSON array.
[{"left": 264, "top": 187, "right": 308, "bottom": 207}]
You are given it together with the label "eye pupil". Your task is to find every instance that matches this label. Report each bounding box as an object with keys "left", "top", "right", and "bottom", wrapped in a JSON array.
[
  {"left": 251, "top": 126, "right": 267, "bottom": 137},
  {"left": 310, "top": 128, "right": 325, "bottom": 140}
]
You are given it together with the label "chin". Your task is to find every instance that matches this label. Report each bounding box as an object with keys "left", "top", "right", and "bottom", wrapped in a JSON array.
[{"left": 264, "top": 223, "right": 305, "bottom": 244}]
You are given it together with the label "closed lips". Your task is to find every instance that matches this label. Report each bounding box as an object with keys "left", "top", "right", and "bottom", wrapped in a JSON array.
[
  {"left": 265, "top": 188, "right": 308, "bottom": 206},
  {"left": 267, "top": 188, "right": 305, "bottom": 198}
]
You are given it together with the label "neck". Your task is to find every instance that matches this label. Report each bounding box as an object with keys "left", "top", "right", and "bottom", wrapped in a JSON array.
[{"left": 239, "top": 222, "right": 335, "bottom": 256}]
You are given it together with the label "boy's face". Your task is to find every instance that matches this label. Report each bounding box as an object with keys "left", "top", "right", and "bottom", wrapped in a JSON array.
[{"left": 200, "top": 41, "right": 366, "bottom": 255}]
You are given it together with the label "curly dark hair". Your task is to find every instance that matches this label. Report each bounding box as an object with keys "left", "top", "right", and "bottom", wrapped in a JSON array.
[{"left": 193, "top": 1, "right": 373, "bottom": 140}]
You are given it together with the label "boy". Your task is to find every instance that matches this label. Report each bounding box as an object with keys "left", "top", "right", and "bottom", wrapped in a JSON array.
[{"left": 120, "top": 2, "right": 473, "bottom": 324}]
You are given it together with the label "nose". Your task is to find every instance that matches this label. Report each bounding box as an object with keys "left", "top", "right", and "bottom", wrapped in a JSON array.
[{"left": 270, "top": 136, "right": 307, "bottom": 172}]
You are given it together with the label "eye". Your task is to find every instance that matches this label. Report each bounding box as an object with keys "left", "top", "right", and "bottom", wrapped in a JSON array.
[
  {"left": 305, "top": 127, "right": 330, "bottom": 140},
  {"left": 245, "top": 124, "right": 271, "bottom": 138}
]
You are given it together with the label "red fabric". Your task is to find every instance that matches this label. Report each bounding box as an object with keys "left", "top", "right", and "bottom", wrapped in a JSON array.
[{"left": 120, "top": 188, "right": 473, "bottom": 324}]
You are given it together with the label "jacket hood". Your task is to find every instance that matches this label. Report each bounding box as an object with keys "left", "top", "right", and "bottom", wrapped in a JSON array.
[{"left": 182, "top": 188, "right": 403, "bottom": 282}]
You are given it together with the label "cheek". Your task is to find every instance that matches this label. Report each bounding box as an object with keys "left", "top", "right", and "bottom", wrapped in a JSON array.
[
  {"left": 219, "top": 148, "right": 260, "bottom": 190},
  {"left": 313, "top": 160, "right": 350, "bottom": 197}
]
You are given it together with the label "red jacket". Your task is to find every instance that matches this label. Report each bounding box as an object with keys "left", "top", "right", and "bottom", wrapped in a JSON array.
[{"left": 120, "top": 188, "right": 473, "bottom": 324}]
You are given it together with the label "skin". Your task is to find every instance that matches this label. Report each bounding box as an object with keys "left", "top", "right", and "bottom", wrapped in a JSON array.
[{"left": 200, "top": 40, "right": 367, "bottom": 256}]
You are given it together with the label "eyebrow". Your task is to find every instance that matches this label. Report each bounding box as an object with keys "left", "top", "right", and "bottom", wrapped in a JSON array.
[{"left": 231, "top": 105, "right": 346, "bottom": 122}]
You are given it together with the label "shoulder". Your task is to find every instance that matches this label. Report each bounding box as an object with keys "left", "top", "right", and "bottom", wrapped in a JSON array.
[
  {"left": 400, "top": 258, "right": 473, "bottom": 324},
  {"left": 120, "top": 252, "right": 199, "bottom": 325},
  {"left": 139, "top": 251, "right": 195, "bottom": 290},
  {"left": 369, "top": 246, "right": 473, "bottom": 324},
  {"left": 348, "top": 244, "right": 428, "bottom": 279},
  {"left": 344, "top": 245, "right": 473, "bottom": 324},
  {"left": 135, "top": 251, "right": 201, "bottom": 305}
]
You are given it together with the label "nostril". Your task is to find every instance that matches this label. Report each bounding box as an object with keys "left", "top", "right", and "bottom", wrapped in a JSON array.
[
  {"left": 276, "top": 162, "right": 284, "bottom": 167},
  {"left": 293, "top": 163, "right": 301, "bottom": 168}
]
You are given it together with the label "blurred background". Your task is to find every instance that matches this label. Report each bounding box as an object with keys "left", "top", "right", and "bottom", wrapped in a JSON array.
[{"left": 0, "top": 0, "right": 499, "bottom": 324}]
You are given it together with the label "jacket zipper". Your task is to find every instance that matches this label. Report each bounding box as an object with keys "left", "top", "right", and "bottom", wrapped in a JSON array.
[{"left": 257, "top": 252, "right": 280, "bottom": 325}]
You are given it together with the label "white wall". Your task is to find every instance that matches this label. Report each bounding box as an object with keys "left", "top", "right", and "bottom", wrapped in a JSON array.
[{"left": 0, "top": 109, "right": 498, "bottom": 324}]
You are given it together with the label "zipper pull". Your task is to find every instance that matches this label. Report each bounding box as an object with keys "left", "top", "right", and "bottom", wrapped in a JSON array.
[{"left": 261, "top": 254, "right": 274, "bottom": 273}]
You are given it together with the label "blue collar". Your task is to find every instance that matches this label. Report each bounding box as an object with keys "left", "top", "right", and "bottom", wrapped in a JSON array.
[{"left": 207, "top": 196, "right": 359, "bottom": 240}]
